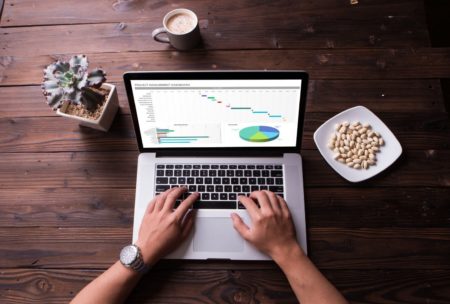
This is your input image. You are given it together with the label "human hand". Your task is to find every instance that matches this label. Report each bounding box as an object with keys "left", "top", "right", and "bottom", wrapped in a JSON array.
[
  {"left": 231, "top": 190, "right": 303, "bottom": 262},
  {"left": 135, "top": 187, "right": 199, "bottom": 265}
]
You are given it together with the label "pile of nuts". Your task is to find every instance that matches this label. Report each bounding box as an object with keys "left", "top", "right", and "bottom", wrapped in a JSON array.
[{"left": 328, "top": 121, "right": 384, "bottom": 169}]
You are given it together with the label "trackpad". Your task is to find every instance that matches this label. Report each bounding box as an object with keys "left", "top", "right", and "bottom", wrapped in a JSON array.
[{"left": 193, "top": 218, "right": 244, "bottom": 252}]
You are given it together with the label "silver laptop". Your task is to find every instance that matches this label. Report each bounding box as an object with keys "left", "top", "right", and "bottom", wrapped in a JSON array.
[{"left": 123, "top": 71, "right": 309, "bottom": 260}]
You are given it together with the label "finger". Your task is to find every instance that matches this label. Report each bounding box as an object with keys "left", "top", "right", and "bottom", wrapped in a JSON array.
[
  {"left": 278, "top": 195, "right": 291, "bottom": 218},
  {"left": 181, "top": 210, "right": 196, "bottom": 240},
  {"left": 175, "top": 192, "right": 199, "bottom": 221},
  {"left": 154, "top": 188, "right": 175, "bottom": 211},
  {"left": 249, "top": 191, "right": 273, "bottom": 212},
  {"left": 145, "top": 196, "right": 158, "bottom": 214},
  {"left": 238, "top": 195, "right": 260, "bottom": 220},
  {"left": 162, "top": 187, "right": 186, "bottom": 211},
  {"left": 231, "top": 213, "right": 251, "bottom": 240},
  {"left": 264, "top": 190, "right": 282, "bottom": 214}
]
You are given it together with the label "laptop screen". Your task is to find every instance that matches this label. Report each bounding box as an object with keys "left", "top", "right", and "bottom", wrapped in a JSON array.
[{"left": 129, "top": 78, "right": 303, "bottom": 149}]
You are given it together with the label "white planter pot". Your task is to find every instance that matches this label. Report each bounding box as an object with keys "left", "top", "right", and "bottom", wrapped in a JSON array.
[{"left": 56, "top": 83, "right": 119, "bottom": 132}]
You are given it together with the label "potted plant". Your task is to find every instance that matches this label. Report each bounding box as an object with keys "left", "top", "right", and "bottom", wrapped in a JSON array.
[{"left": 42, "top": 54, "right": 119, "bottom": 131}]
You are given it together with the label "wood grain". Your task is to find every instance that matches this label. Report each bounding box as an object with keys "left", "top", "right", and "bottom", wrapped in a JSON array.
[
  {"left": 0, "top": 2, "right": 429, "bottom": 56},
  {"left": 0, "top": 150, "right": 448, "bottom": 188},
  {"left": 0, "top": 187, "right": 449, "bottom": 229},
  {"left": 0, "top": 227, "right": 449, "bottom": 270},
  {"left": 0, "top": 112, "right": 448, "bottom": 152},
  {"left": 0, "top": 79, "right": 446, "bottom": 119},
  {"left": 1, "top": 48, "right": 450, "bottom": 86},
  {"left": 1, "top": 268, "right": 450, "bottom": 304},
  {"left": 0, "top": 0, "right": 427, "bottom": 27}
]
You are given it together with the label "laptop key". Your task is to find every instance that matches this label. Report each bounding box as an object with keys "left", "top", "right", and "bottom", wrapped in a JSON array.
[
  {"left": 156, "top": 185, "right": 170, "bottom": 192},
  {"left": 201, "top": 193, "right": 210, "bottom": 200},
  {"left": 192, "top": 170, "right": 200, "bottom": 177},
  {"left": 215, "top": 185, "right": 224, "bottom": 192},
  {"left": 238, "top": 202, "right": 246, "bottom": 209},
  {"left": 218, "top": 170, "right": 226, "bottom": 177},
  {"left": 183, "top": 165, "right": 192, "bottom": 169},
  {"left": 276, "top": 178, "right": 283, "bottom": 185},
  {"left": 244, "top": 170, "right": 252, "bottom": 177},
  {"left": 196, "top": 177, "right": 204, "bottom": 184},
  {"left": 235, "top": 170, "right": 243, "bottom": 177},
  {"left": 178, "top": 177, "right": 186, "bottom": 184},
  {"left": 189, "top": 185, "right": 197, "bottom": 192},
  {"left": 220, "top": 193, "right": 228, "bottom": 200},
  {"left": 251, "top": 185, "right": 259, "bottom": 191},
  {"left": 182, "top": 170, "right": 190, "bottom": 177},
  {"left": 156, "top": 170, "right": 164, "bottom": 176},
  {"left": 265, "top": 165, "right": 274, "bottom": 169},
  {"left": 166, "top": 165, "right": 174, "bottom": 169},
  {"left": 187, "top": 178, "right": 195, "bottom": 184},
  {"left": 211, "top": 193, "right": 219, "bottom": 200},
  {"left": 256, "top": 165, "right": 264, "bottom": 169},
  {"left": 229, "top": 165, "right": 237, "bottom": 169},
  {"left": 258, "top": 178, "right": 265, "bottom": 184},
  {"left": 220, "top": 165, "right": 228, "bottom": 169},
  {"left": 260, "top": 185, "right": 268, "bottom": 190},
  {"left": 238, "top": 165, "right": 246, "bottom": 169},
  {"left": 262, "top": 170, "right": 269, "bottom": 177},
  {"left": 249, "top": 178, "right": 256, "bottom": 184},
  {"left": 194, "top": 201, "right": 236, "bottom": 209},
  {"left": 165, "top": 170, "right": 174, "bottom": 176},
  {"left": 269, "top": 186, "right": 284, "bottom": 193},
  {"left": 207, "top": 185, "right": 214, "bottom": 192},
  {"left": 271, "top": 170, "right": 283, "bottom": 177},
  {"left": 229, "top": 193, "right": 237, "bottom": 200},
  {"left": 240, "top": 178, "right": 248, "bottom": 184},
  {"left": 211, "top": 165, "right": 219, "bottom": 169},
  {"left": 200, "top": 170, "right": 208, "bottom": 176},
  {"left": 231, "top": 178, "right": 239, "bottom": 184},
  {"left": 242, "top": 185, "right": 250, "bottom": 192},
  {"left": 198, "top": 185, "right": 206, "bottom": 192},
  {"left": 226, "top": 170, "right": 234, "bottom": 177},
  {"left": 169, "top": 177, "right": 177, "bottom": 184},
  {"left": 205, "top": 178, "right": 213, "bottom": 184},
  {"left": 175, "top": 165, "right": 183, "bottom": 169},
  {"left": 209, "top": 170, "right": 217, "bottom": 177},
  {"left": 156, "top": 164, "right": 165, "bottom": 169},
  {"left": 193, "top": 165, "right": 201, "bottom": 169},
  {"left": 213, "top": 177, "right": 221, "bottom": 184},
  {"left": 174, "top": 170, "right": 182, "bottom": 176},
  {"left": 156, "top": 177, "right": 168, "bottom": 184},
  {"left": 233, "top": 185, "right": 241, "bottom": 192},
  {"left": 225, "top": 185, "right": 232, "bottom": 192},
  {"left": 247, "top": 165, "right": 255, "bottom": 169},
  {"left": 267, "top": 178, "right": 274, "bottom": 185},
  {"left": 253, "top": 170, "right": 261, "bottom": 177},
  {"left": 222, "top": 178, "right": 230, "bottom": 184},
  {"left": 202, "top": 165, "right": 210, "bottom": 169},
  {"left": 275, "top": 165, "right": 283, "bottom": 169}
]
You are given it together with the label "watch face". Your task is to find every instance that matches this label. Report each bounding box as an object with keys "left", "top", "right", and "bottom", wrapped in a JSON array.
[{"left": 120, "top": 245, "right": 138, "bottom": 265}]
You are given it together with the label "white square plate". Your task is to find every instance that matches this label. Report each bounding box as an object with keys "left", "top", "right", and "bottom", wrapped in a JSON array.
[{"left": 313, "top": 106, "right": 402, "bottom": 182}]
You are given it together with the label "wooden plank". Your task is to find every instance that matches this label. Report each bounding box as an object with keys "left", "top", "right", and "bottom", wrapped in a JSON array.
[
  {"left": 0, "top": 112, "right": 448, "bottom": 152},
  {"left": 0, "top": 188, "right": 449, "bottom": 229},
  {"left": 0, "top": 227, "right": 449, "bottom": 269},
  {"left": 1, "top": 268, "right": 450, "bottom": 304},
  {"left": 0, "top": 79, "right": 446, "bottom": 119},
  {"left": 0, "top": 3, "right": 430, "bottom": 56},
  {"left": 0, "top": 150, "right": 448, "bottom": 188},
  {"left": 1, "top": 48, "right": 450, "bottom": 86},
  {"left": 0, "top": 0, "right": 426, "bottom": 28}
]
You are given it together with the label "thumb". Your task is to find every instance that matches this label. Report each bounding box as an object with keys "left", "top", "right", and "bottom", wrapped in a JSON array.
[{"left": 231, "top": 213, "right": 250, "bottom": 240}]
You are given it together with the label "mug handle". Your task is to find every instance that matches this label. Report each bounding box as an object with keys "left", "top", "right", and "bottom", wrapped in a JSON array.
[{"left": 152, "top": 27, "right": 170, "bottom": 43}]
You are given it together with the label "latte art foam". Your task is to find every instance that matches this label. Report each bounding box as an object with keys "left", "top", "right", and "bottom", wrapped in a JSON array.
[{"left": 166, "top": 13, "right": 196, "bottom": 34}]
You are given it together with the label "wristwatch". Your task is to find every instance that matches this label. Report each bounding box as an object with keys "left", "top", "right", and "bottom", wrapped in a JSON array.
[{"left": 119, "top": 244, "right": 149, "bottom": 274}]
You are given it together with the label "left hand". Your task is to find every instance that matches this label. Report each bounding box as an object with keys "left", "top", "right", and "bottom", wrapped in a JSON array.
[{"left": 135, "top": 187, "right": 199, "bottom": 265}]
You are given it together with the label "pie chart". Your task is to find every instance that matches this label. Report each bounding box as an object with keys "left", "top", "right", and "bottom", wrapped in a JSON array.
[{"left": 239, "top": 126, "right": 280, "bottom": 142}]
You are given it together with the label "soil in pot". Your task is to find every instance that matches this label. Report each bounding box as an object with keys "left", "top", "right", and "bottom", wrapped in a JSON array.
[{"left": 65, "top": 87, "right": 110, "bottom": 120}]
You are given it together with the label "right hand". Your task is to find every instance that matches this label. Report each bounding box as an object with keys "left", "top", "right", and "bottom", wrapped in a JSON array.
[{"left": 231, "top": 190, "right": 303, "bottom": 261}]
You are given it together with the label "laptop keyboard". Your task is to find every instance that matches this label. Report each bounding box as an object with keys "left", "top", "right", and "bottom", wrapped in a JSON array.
[{"left": 155, "top": 164, "right": 284, "bottom": 209}]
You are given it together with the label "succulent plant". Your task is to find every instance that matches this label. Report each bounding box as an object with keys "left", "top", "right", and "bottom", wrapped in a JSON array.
[{"left": 42, "top": 54, "right": 107, "bottom": 111}]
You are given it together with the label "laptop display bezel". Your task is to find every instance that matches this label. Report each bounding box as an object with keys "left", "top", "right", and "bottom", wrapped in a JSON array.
[{"left": 123, "top": 71, "right": 308, "bottom": 156}]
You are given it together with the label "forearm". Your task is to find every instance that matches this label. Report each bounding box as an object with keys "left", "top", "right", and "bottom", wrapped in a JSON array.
[
  {"left": 70, "top": 261, "right": 143, "bottom": 304},
  {"left": 274, "top": 246, "right": 348, "bottom": 304}
]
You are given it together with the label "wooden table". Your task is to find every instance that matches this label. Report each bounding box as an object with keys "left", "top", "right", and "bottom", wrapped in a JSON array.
[{"left": 1, "top": 1, "right": 449, "bottom": 303}]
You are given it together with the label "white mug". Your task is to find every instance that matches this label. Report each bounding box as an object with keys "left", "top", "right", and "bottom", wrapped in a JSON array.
[{"left": 152, "top": 8, "right": 201, "bottom": 50}]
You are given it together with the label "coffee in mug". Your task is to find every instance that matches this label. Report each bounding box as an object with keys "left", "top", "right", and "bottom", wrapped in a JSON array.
[{"left": 152, "top": 8, "right": 201, "bottom": 50}]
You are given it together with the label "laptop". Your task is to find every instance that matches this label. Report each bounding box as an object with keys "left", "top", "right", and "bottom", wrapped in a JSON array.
[{"left": 123, "top": 71, "right": 309, "bottom": 260}]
